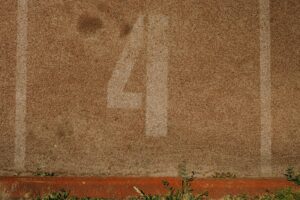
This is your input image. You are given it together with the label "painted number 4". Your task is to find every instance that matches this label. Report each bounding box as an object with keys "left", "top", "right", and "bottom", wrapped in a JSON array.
[{"left": 107, "top": 15, "right": 168, "bottom": 136}]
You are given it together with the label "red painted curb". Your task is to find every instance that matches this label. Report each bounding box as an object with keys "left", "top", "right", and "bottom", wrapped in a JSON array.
[{"left": 0, "top": 177, "right": 299, "bottom": 199}]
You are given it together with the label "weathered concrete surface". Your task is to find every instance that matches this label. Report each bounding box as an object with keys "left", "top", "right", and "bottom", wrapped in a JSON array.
[
  {"left": 0, "top": 1, "right": 17, "bottom": 173},
  {"left": 0, "top": 0, "right": 299, "bottom": 177},
  {"left": 271, "top": 0, "right": 300, "bottom": 175}
]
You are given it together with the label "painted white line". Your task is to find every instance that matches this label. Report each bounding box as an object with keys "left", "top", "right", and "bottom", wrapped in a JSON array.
[
  {"left": 145, "top": 15, "right": 169, "bottom": 136},
  {"left": 15, "top": 0, "right": 28, "bottom": 171},
  {"left": 259, "top": 0, "right": 272, "bottom": 177},
  {"left": 107, "top": 16, "right": 144, "bottom": 109}
]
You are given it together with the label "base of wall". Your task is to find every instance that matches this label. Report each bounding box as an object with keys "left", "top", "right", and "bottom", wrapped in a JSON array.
[{"left": 0, "top": 177, "right": 299, "bottom": 199}]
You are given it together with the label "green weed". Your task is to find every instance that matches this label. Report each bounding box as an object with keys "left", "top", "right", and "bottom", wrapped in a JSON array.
[
  {"left": 211, "top": 172, "right": 237, "bottom": 179},
  {"left": 223, "top": 188, "right": 300, "bottom": 200},
  {"left": 35, "top": 190, "right": 110, "bottom": 200},
  {"left": 284, "top": 167, "right": 300, "bottom": 185},
  {"left": 33, "top": 168, "right": 55, "bottom": 177},
  {"left": 131, "top": 162, "right": 209, "bottom": 200}
]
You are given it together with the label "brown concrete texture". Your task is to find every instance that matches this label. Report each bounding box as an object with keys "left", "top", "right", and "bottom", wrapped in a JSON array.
[
  {"left": 0, "top": 0, "right": 17, "bottom": 171},
  {"left": 0, "top": 0, "right": 299, "bottom": 177}
]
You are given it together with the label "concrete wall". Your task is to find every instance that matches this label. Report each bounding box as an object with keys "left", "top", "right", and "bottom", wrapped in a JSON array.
[{"left": 0, "top": 0, "right": 299, "bottom": 177}]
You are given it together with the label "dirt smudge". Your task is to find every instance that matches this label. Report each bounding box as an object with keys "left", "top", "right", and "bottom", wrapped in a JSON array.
[
  {"left": 120, "top": 23, "right": 132, "bottom": 37},
  {"left": 97, "top": 2, "right": 132, "bottom": 37},
  {"left": 77, "top": 15, "right": 103, "bottom": 34}
]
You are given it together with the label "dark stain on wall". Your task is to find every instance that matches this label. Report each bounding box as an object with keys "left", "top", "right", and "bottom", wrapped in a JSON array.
[
  {"left": 97, "top": 2, "right": 132, "bottom": 37},
  {"left": 120, "top": 23, "right": 132, "bottom": 37},
  {"left": 55, "top": 121, "right": 74, "bottom": 138},
  {"left": 77, "top": 15, "right": 103, "bottom": 35}
]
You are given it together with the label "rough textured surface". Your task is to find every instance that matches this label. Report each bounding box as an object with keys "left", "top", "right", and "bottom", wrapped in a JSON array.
[
  {"left": 0, "top": 0, "right": 299, "bottom": 177},
  {"left": 271, "top": 0, "right": 300, "bottom": 174},
  {"left": 0, "top": 0, "right": 17, "bottom": 172}
]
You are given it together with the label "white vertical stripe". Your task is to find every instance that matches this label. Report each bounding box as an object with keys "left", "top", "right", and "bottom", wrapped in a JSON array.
[
  {"left": 259, "top": 0, "right": 272, "bottom": 176},
  {"left": 15, "top": 0, "right": 28, "bottom": 171},
  {"left": 145, "top": 15, "right": 169, "bottom": 136}
]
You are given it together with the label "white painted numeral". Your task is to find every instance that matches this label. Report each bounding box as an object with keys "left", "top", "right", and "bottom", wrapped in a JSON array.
[
  {"left": 107, "top": 14, "right": 169, "bottom": 136},
  {"left": 107, "top": 16, "right": 144, "bottom": 109}
]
